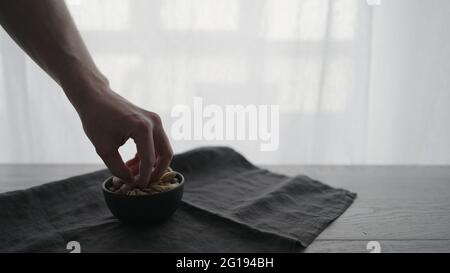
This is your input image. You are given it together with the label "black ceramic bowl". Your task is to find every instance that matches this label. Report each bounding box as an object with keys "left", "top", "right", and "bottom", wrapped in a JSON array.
[{"left": 102, "top": 172, "right": 184, "bottom": 225}]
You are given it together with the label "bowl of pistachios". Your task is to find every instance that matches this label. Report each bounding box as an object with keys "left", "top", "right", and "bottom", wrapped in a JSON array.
[{"left": 102, "top": 168, "right": 184, "bottom": 225}]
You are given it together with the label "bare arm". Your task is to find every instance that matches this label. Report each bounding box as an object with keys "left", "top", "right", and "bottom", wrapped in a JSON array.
[{"left": 0, "top": 0, "right": 173, "bottom": 187}]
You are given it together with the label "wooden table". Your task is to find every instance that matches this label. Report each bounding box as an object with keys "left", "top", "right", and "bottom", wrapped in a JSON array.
[{"left": 1, "top": 164, "right": 449, "bottom": 253}]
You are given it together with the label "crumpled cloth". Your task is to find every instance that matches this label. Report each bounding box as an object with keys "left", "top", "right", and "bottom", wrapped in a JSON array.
[{"left": 0, "top": 147, "right": 355, "bottom": 252}]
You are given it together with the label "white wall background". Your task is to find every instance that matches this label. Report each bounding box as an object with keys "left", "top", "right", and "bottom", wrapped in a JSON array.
[
  {"left": 367, "top": 0, "right": 450, "bottom": 164},
  {"left": 0, "top": 0, "right": 449, "bottom": 165}
]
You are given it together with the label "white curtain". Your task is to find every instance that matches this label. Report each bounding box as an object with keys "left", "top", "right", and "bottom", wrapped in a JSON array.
[{"left": 0, "top": 0, "right": 449, "bottom": 165}]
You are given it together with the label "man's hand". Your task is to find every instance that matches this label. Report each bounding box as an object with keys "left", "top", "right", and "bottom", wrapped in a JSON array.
[
  {"left": 77, "top": 88, "right": 173, "bottom": 188},
  {"left": 0, "top": 0, "right": 174, "bottom": 185}
]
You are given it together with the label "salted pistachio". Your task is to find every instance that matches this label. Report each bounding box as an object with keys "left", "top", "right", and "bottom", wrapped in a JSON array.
[
  {"left": 158, "top": 183, "right": 172, "bottom": 191},
  {"left": 159, "top": 182, "right": 178, "bottom": 191},
  {"left": 109, "top": 177, "right": 125, "bottom": 192},
  {"left": 112, "top": 177, "right": 124, "bottom": 188},
  {"left": 129, "top": 188, "right": 144, "bottom": 196},
  {"left": 171, "top": 178, "right": 179, "bottom": 184},
  {"left": 149, "top": 184, "right": 164, "bottom": 193},
  {"left": 110, "top": 169, "right": 180, "bottom": 196},
  {"left": 117, "top": 183, "right": 132, "bottom": 194},
  {"left": 166, "top": 183, "right": 179, "bottom": 190},
  {"left": 160, "top": 171, "right": 177, "bottom": 182}
]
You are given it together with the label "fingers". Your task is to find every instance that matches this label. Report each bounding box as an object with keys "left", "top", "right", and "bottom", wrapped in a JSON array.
[
  {"left": 132, "top": 127, "right": 156, "bottom": 188},
  {"left": 99, "top": 149, "right": 132, "bottom": 183},
  {"left": 126, "top": 153, "right": 140, "bottom": 176},
  {"left": 149, "top": 155, "right": 171, "bottom": 185},
  {"left": 149, "top": 127, "right": 173, "bottom": 185},
  {"left": 125, "top": 153, "right": 139, "bottom": 166},
  {"left": 128, "top": 112, "right": 173, "bottom": 188}
]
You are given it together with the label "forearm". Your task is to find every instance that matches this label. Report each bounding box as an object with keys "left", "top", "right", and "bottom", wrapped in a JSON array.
[
  {"left": 0, "top": 0, "right": 173, "bottom": 183},
  {"left": 0, "top": 0, "right": 108, "bottom": 109}
]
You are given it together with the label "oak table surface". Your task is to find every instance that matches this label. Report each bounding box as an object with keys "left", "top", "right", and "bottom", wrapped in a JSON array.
[{"left": 1, "top": 164, "right": 449, "bottom": 253}]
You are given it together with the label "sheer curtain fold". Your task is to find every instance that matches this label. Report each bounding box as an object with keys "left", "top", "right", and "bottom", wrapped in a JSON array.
[{"left": 0, "top": 0, "right": 449, "bottom": 164}]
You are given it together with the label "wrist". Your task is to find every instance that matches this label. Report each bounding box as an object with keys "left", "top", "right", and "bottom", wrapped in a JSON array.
[{"left": 61, "top": 66, "right": 111, "bottom": 112}]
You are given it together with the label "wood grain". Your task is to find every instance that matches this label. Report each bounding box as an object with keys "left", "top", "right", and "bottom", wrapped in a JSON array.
[
  {"left": 264, "top": 165, "right": 450, "bottom": 241},
  {"left": 0, "top": 164, "right": 103, "bottom": 193},
  {"left": 305, "top": 240, "right": 450, "bottom": 253}
]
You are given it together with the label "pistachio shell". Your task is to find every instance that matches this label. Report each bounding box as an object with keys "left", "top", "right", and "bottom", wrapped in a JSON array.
[
  {"left": 117, "top": 183, "right": 131, "bottom": 194},
  {"left": 112, "top": 169, "right": 180, "bottom": 195},
  {"left": 150, "top": 184, "right": 164, "bottom": 192},
  {"left": 166, "top": 183, "right": 178, "bottom": 190},
  {"left": 160, "top": 171, "right": 177, "bottom": 182},
  {"left": 112, "top": 176, "right": 124, "bottom": 188}
]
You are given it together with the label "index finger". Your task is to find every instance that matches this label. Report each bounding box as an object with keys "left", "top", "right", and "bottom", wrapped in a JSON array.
[
  {"left": 132, "top": 129, "right": 156, "bottom": 188},
  {"left": 149, "top": 126, "right": 173, "bottom": 185},
  {"left": 98, "top": 149, "right": 132, "bottom": 183}
]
